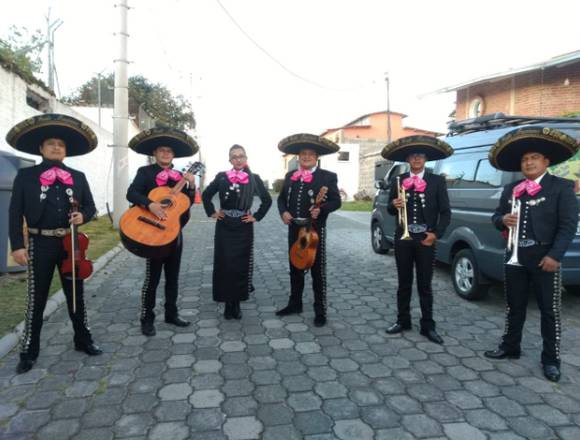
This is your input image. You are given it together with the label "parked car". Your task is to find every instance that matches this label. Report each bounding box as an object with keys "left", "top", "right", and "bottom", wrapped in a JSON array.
[{"left": 371, "top": 114, "right": 580, "bottom": 300}]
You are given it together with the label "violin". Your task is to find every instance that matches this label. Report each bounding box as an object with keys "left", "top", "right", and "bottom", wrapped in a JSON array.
[
  {"left": 289, "top": 186, "right": 328, "bottom": 270},
  {"left": 61, "top": 199, "right": 93, "bottom": 280}
]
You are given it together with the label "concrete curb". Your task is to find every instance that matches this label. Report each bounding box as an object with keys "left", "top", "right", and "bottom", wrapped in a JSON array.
[{"left": 0, "top": 244, "right": 125, "bottom": 360}]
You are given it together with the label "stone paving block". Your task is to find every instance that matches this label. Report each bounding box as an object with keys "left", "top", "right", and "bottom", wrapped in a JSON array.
[
  {"left": 277, "top": 360, "right": 306, "bottom": 376},
  {"left": 465, "top": 408, "right": 508, "bottom": 431},
  {"left": 154, "top": 400, "right": 194, "bottom": 422},
  {"left": 349, "top": 387, "right": 382, "bottom": 406},
  {"left": 443, "top": 422, "right": 486, "bottom": 440},
  {"left": 222, "top": 379, "right": 255, "bottom": 397},
  {"left": 407, "top": 383, "right": 444, "bottom": 402},
  {"left": 262, "top": 424, "right": 302, "bottom": 440},
  {"left": 424, "top": 401, "right": 464, "bottom": 423},
  {"left": 114, "top": 413, "right": 151, "bottom": 437},
  {"left": 542, "top": 392, "right": 580, "bottom": 413},
  {"left": 557, "top": 426, "right": 580, "bottom": 440},
  {"left": 222, "top": 364, "right": 252, "bottom": 380},
  {"left": 36, "top": 419, "right": 80, "bottom": 439},
  {"left": 375, "top": 427, "right": 415, "bottom": 440},
  {"left": 446, "top": 390, "right": 483, "bottom": 410},
  {"left": 507, "top": 416, "right": 555, "bottom": 439},
  {"left": 268, "top": 338, "right": 295, "bottom": 350},
  {"left": 333, "top": 419, "right": 374, "bottom": 440},
  {"left": 387, "top": 395, "right": 422, "bottom": 414},
  {"left": 123, "top": 393, "right": 158, "bottom": 413},
  {"left": 251, "top": 370, "right": 282, "bottom": 385},
  {"left": 360, "top": 405, "right": 400, "bottom": 429},
  {"left": 72, "top": 427, "right": 113, "bottom": 440},
  {"left": 402, "top": 414, "right": 443, "bottom": 438},
  {"left": 223, "top": 416, "right": 263, "bottom": 440},
  {"left": 527, "top": 404, "right": 571, "bottom": 426},
  {"left": 321, "top": 397, "right": 359, "bottom": 419},
  {"left": 485, "top": 396, "right": 526, "bottom": 417},
  {"left": 293, "top": 410, "right": 333, "bottom": 435},
  {"left": 190, "top": 389, "right": 225, "bottom": 408},
  {"left": 148, "top": 422, "right": 189, "bottom": 440},
  {"left": 254, "top": 384, "right": 287, "bottom": 403},
  {"left": 247, "top": 356, "right": 276, "bottom": 371},
  {"left": 158, "top": 383, "right": 192, "bottom": 401},
  {"left": 287, "top": 391, "right": 322, "bottom": 412},
  {"left": 256, "top": 403, "right": 293, "bottom": 426},
  {"left": 82, "top": 406, "right": 122, "bottom": 428},
  {"left": 283, "top": 375, "right": 315, "bottom": 392},
  {"left": 166, "top": 354, "right": 195, "bottom": 368},
  {"left": 187, "top": 408, "right": 225, "bottom": 432}
]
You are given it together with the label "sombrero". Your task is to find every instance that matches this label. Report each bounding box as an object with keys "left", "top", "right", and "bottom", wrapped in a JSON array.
[
  {"left": 129, "top": 127, "right": 199, "bottom": 158},
  {"left": 489, "top": 126, "right": 579, "bottom": 171},
  {"left": 6, "top": 113, "right": 98, "bottom": 156},
  {"left": 381, "top": 135, "right": 454, "bottom": 162},
  {"left": 278, "top": 133, "right": 340, "bottom": 156}
]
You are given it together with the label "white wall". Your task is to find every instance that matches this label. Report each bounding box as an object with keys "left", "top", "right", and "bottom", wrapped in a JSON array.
[
  {"left": 319, "top": 143, "right": 360, "bottom": 201},
  {"left": 0, "top": 66, "right": 147, "bottom": 216}
]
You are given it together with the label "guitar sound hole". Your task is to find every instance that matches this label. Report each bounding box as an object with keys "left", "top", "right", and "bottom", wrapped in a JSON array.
[
  {"left": 299, "top": 237, "right": 307, "bottom": 248},
  {"left": 160, "top": 198, "right": 173, "bottom": 208}
]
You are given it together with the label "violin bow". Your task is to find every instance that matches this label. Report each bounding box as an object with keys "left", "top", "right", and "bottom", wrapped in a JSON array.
[{"left": 70, "top": 199, "right": 78, "bottom": 313}]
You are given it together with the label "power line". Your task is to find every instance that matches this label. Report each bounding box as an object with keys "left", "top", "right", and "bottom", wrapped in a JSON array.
[{"left": 214, "top": 0, "right": 374, "bottom": 92}]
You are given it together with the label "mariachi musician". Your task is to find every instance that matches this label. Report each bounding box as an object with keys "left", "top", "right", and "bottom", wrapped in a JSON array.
[
  {"left": 276, "top": 134, "right": 342, "bottom": 327},
  {"left": 484, "top": 127, "right": 579, "bottom": 382},
  {"left": 383, "top": 136, "right": 453, "bottom": 344},
  {"left": 126, "top": 128, "right": 198, "bottom": 336},
  {"left": 7, "top": 114, "right": 102, "bottom": 374}
]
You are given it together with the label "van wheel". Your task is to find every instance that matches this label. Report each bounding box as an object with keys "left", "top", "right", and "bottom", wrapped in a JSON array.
[
  {"left": 565, "top": 285, "right": 580, "bottom": 296},
  {"left": 452, "top": 249, "right": 489, "bottom": 300},
  {"left": 371, "top": 222, "right": 389, "bottom": 254}
]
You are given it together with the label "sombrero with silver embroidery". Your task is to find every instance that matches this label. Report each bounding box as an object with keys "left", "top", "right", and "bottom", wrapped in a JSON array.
[
  {"left": 489, "top": 126, "right": 579, "bottom": 171},
  {"left": 278, "top": 133, "right": 340, "bottom": 156},
  {"left": 381, "top": 135, "right": 454, "bottom": 162},
  {"left": 129, "top": 127, "right": 199, "bottom": 158},
  {"left": 6, "top": 113, "right": 98, "bottom": 156}
]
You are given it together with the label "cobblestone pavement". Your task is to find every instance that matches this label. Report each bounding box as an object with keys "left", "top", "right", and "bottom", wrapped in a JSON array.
[{"left": 1, "top": 203, "right": 580, "bottom": 440}]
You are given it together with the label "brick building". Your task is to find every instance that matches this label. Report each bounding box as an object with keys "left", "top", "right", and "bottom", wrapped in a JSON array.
[{"left": 436, "top": 50, "right": 580, "bottom": 120}]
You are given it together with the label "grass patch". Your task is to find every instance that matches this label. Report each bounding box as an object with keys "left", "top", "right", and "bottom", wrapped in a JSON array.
[
  {"left": 340, "top": 200, "right": 373, "bottom": 211},
  {"left": 0, "top": 216, "right": 119, "bottom": 337}
]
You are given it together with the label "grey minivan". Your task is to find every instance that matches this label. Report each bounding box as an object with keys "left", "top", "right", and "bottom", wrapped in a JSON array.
[{"left": 371, "top": 114, "right": 580, "bottom": 300}]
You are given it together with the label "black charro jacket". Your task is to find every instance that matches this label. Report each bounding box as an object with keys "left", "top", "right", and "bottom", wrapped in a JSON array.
[
  {"left": 9, "top": 160, "right": 96, "bottom": 251},
  {"left": 492, "top": 173, "right": 578, "bottom": 262},
  {"left": 277, "top": 168, "right": 341, "bottom": 227},
  {"left": 387, "top": 171, "right": 451, "bottom": 239}
]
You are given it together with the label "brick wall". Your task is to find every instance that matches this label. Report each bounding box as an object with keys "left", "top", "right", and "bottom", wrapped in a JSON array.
[{"left": 456, "top": 62, "right": 580, "bottom": 119}]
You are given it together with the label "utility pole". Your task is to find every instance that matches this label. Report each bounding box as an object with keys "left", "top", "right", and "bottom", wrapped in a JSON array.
[
  {"left": 112, "top": 0, "right": 130, "bottom": 228},
  {"left": 96, "top": 71, "right": 103, "bottom": 127},
  {"left": 385, "top": 72, "right": 392, "bottom": 143},
  {"left": 45, "top": 9, "right": 63, "bottom": 92}
]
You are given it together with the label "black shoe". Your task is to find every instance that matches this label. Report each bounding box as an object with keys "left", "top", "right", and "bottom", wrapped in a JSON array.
[
  {"left": 275, "top": 303, "right": 303, "bottom": 316},
  {"left": 231, "top": 302, "right": 242, "bottom": 320},
  {"left": 224, "top": 302, "right": 234, "bottom": 320},
  {"left": 385, "top": 323, "right": 411, "bottom": 334},
  {"left": 250, "top": 284, "right": 255, "bottom": 293},
  {"left": 16, "top": 359, "right": 36, "bottom": 374},
  {"left": 165, "top": 315, "right": 191, "bottom": 327},
  {"left": 420, "top": 328, "right": 444, "bottom": 345},
  {"left": 141, "top": 321, "right": 156, "bottom": 337},
  {"left": 483, "top": 348, "right": 521, "bottom": 360},
  {"left": 314, "top": 315, "right": 327, "bottom": 327},
  {"left": 74, "top": 342, "right": 103, "bottom": 356},
  {"left": 543, "top": 364, "right": 561, "bottom": 382}
]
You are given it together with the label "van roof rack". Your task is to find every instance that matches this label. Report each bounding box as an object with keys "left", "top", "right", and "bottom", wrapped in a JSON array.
[{"left": 447, "top": 112, "right": 580, "bottom": 136}]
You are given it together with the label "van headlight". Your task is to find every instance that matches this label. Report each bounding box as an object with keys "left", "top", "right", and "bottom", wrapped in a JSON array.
[{"left": 577, "top": 217, "right": 580, "bottom": 235}]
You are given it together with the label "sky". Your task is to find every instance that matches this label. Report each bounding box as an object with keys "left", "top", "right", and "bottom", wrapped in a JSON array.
[{"left": 1, "top": 0, "right": 579, "bottom": 182}]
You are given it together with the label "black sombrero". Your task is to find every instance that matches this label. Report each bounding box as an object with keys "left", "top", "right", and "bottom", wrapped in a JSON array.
[
  {"left": 129, "top": 127, "right": 199, "bottom": 158},
  {"left": 278, "top": 133, "right": 340, "bottom": 156},
  {"left": 6, "top": 113, "right": 98, "bottom": 156},
  {"left": 381, "top": 135, "right": 454, "bottom": 162},
  {"left": 489, "top": 126, "right": 579, "bottom": 171}
]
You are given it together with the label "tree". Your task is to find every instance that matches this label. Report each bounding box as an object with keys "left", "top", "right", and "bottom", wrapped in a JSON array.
[
  {"left": 63, "top": 74, "right": 196, "bottom": 130},
  {"left": 0, "top": 25, "right": 47, "bottom": 88}
]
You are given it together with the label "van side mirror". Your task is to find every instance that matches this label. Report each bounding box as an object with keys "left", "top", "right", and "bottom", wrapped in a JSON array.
[{"left": 375, "top": 180, "right": 388, "bottom": 190}]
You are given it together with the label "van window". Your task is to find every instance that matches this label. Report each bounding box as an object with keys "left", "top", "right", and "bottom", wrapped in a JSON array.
[
  {"left": 437, "top": 154, "right": 478, "bottom": 187},
  {"left": 474, "top": 159, "right": 503, "bottom": 188}
]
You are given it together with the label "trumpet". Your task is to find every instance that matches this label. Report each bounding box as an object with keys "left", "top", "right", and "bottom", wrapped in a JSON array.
[
  {"left": 396, "top": 176, "right": 412, "bottom": 240},
  {"left": 506, "top": 193, "right": 522, "bottom": 266}
]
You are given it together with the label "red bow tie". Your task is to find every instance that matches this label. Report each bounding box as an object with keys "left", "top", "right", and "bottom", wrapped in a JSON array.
[
  {"left": 402, "top": 175, "right": 426, "bottom": 192},
  {"left": 156, "top": 169, "right": 181, "bottom": 186},
  {"left": 513, "top": 179, "right": 542, "bottom": 198},
  {"left": 291, "top": 169, "right": 313, "bottom": 183}
]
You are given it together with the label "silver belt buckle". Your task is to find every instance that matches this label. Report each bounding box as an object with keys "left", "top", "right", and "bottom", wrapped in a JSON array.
[
  {"left": 223, "top": 209, "right": 245, "bottom": 218},
  {"left": 54, "top": 228, "right": 68, "bottom": 237},
  {"left": 408, "top": 224, "right": 427, "bottom": 234},
  {"left": 518, "top": 239, "right": 536, "bottom": 248},
  {"left": 292, "top": 217, "right": 309, "bottom": 227}
]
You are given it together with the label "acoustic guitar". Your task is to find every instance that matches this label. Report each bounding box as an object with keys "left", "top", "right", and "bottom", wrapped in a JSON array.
[
  {"left": 120, "top": 161, "right": 205, "bottom": 258},
  {"left": 289, "top": 186, "right": 328, "bottom": 270}
]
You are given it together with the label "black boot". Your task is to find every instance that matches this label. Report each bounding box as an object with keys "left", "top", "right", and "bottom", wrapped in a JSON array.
[
  {"left": 141, "top": 320, "right": 156, "bottom": 337},
  {"left": 74, "top": 342, "right": 103, "bottom": 355},
  {"left": 16, "top": 359, "right": 36, "bottom": 374},
  {"left": 224, "top": 302, "right": 234, "bottom": 320},
  {"left": 165, "top": 314, "right": 191, "bottom": 327},
  {"left": 232, "top": 301, "right": 242, "bottom": 320},
  {"left": 276, "top": 301, "right": 303, "bottom": 316}
]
